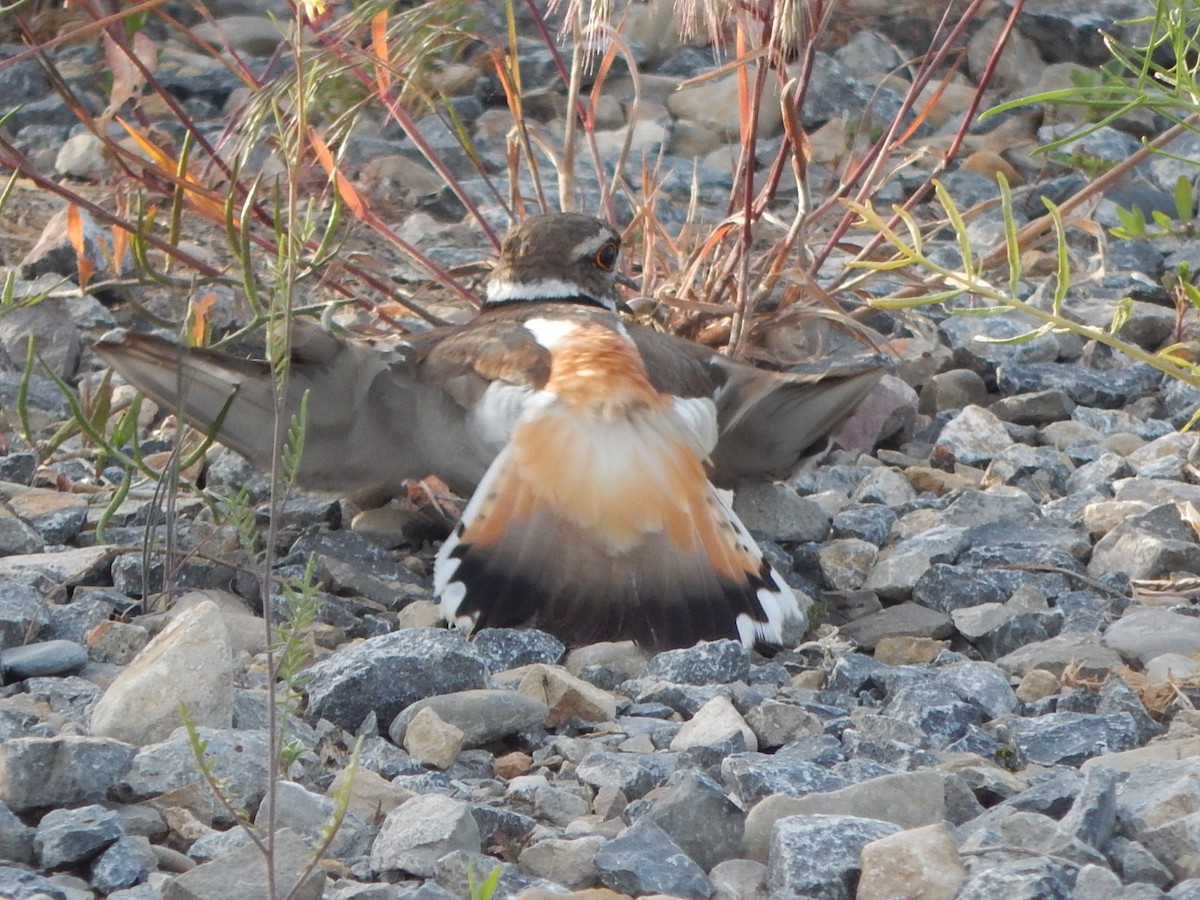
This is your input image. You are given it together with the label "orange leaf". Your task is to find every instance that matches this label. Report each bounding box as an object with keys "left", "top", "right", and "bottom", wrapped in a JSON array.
[
  {"left": 116, "top": 117, "right": 225, "bottom": 223},
  {"left": 310, "top": 129, "right": 368, "bottom": 218},
  {"left": 116, "top": 116, "right": 173, "bottom": 171},
  {"left": 66, "top": 204, "right": 94, "bottom": 288},
  {"left": 371, "top": 10, "right": 391, "bottom": 95},
  {"left": 110, "top": 224, "right": 129, "bottom": 275},
  {"left": 187, "top": 292, "right": 217, "bottom": 347}
]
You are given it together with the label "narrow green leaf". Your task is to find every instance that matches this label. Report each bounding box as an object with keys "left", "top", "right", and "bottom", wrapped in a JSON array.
[
  {"left": 933, "top": 180, "right": 974, "bottom": 280},
  {"left": 1174, "top": 175, "right": 1195, "bottom": 222},
  {"left": 868, "top": 289, "right": 968, "bottom": 308},
  {"left": 975, "top": 322, "right": 1056, "bottom": 345},
  {"left": 95, "top": 466, "right": 132, "bottom": 545},
  {"left": 17, "top": 335, "right": 35, "bottom": 448},
  {"left": 1110, "top": 296, "right": 1134, "bottom": 335},
  {"left": 997, "top": 172, "right": 1021, "bottom": 298},
  {"left": 1042, "top": 197, "right": 1070, "bottom": 313}
]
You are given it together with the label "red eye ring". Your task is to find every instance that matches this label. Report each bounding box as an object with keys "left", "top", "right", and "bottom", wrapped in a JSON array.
[{"left": 593, "top": 241, "right": 619, "bottom": 271}]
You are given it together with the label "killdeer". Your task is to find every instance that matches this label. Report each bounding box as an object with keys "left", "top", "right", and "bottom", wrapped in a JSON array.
[
  {"left": 95, "top": 213, "right": 886, "bottom": 648},
  {"left": 95, "top": 214, "right": 883, "bottom": 497},
  {"left": 435, "top": 315, "right": 799, "bottom": 649}
]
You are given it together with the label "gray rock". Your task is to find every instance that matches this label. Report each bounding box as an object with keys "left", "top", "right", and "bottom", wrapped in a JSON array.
[
  {"left": 959, "top": 521, "right": 1091, "bottom": 569},
  {"left": 919, "top": 368, "right": 989, "bottom": 413},
  {"left": 35, "top": 803, "right": 123, "bottom": 868},
  {"left": 1089, "top": 505, "right": 1200, "bottom": 581},
  {"left": 953, "top": 857, "right": 1073, "bottom": 900},
  {"left": 41, "top": 595, "right": 115, "bottom": 644},
  {"left": 883, "top": 681, "right": 981, "bottom": 748},
  {"left": 974, "top": 609, "right": 1065, "bottom": 660},
  {"left": 254, "top": 780, "right": 372, "bottom": 860},
  {"left": 289, "top": 528, "right": 426, "bottom": 606},
  {"left": 996, "top": 632, "right": 1123, "bottom": 679},
  {"left": 732, "top": 482, "right": 829, "bottom": 541},
  {"left": 388, "top": 689, "right": 548, "bottom": 748},
  {"left": 1099, "top": 676, "right": 1165, "bottom": 744},
  {"left": 913, "top": 564, "right": 1069, "bottom": 614},
  {"left": 937, "top": 660, "right": 1019, "bottom": 719},
  {"left": 840, "top": 713, "right": 936, "bottom": 768},
  {"left": 941, "top": 487, "right": 1041, "bottom": 527},
  {"left": 1070, "top": 864, "right": 1146, "bottom": 900},
  {"left": 643, "top": 639, "right": 749, "bottom": 685},
  {"left": 743, "top": 700, "right": 823, "bottom": 750},
  {"left": 304, "top": 628, "right": 488, "bottom": 732},
  {"left": 0, "top": 800, "right": 34, "bottom": 864},
  {"left": 90, "top": 835, "right": 156, "bottom": 893},
  {"left": 1107, "top": 835, "right": 1174, "bottom": 888},
  {"left": 370, "top": 794, "right": 480, "bottom": 877},
  {"left": 934, "top": 405, "right": 1014, "bottom": 464},
  {"left": 110, "top": 552, "right": 239, "bottom": 598},
  {"left": 851, "top": 466, "right": 916, "bottom": 506},
  {"left": 432, "top": 849, "right": 551, "bottom": 897},
  {"left": 960, "top": 807, "right": 1107, "bottom": 868},
  {"left": 766, "top": 814, "right": 900, "bottom": 900},
  {"left": 825, "top": 651, "right": 914, "bottom": 695},
  {"left": 469, "top": 804, "right": 536, "bottom": 846},
  {"left": 982, "top": 444, "right": 1076, "bottom": 498},
  {"left": 990, "top": 390, "right": 1076, "bottom": 425},
  {"left": 721, "top": 753, "right": 848, "bottom": 806},
  {"left": 187, "top": 828, "right": 252, "bottom": 864},
  {"left": 817, "top": 538, "right": 878, "bottom": 590},
  {"left": 115, "top": 728, "right": 269, "bottom": 827},
  {"left": 0, "top": 297, "right": 81, "bottom": 379},
  {"left": 0, "top": 515, "right": 44, "bottom": 556},
  {"left": 575, "top": 751, "right": 678, "bottom": 800},
  {"left": 532, "top": 783, "right": 590, "bottom": 826},
  {"left": 1115, "top": 477, "right": 1200, "bottom": 507},
  {"left": 0, "top": 453, "right": 37, "bottom": 486},
  {"left": 470, "top": 628, "right": 565, "bottom": 671},
  {"left": 18, "top": 500, "right": 88, "bottom": 546},
  {"left": 996, "top": 361, "right": 1161, "bottom": 408},
  {"left": 107, "top": 884, "right": 164, "bottom": 900},
  {"left": 1116, "top": 758, "right": 1200, "bottom": 847},
  {"left": 636, "top": 770, "right": 744, "bottom": 871},
  {"left": 162, "top": 827, "right": 323, "bottom": 900},
  {"left": 1073, "top": 405, "right": 1173, "bottom": 439},
  {"left": 1104, "top": 607, "right": 1200, "bottom": 666},
  {"left": 0, "top": 736, "right": 136, "bottom": 812},
  {"left": 0, "top": 580, "right": 50, "bottom": 652},
  {"left": 1067, "top": 451, "right": 1133, "bottom": 494},
  {"left": 0, "top": 639, "right": 88, "bottom": 680},
  {"left": 1004, "top": 711, "right": 1140, "bottom": 766},
  {"left": 743, "top": 770, "right": 949, "bottom": 862},
  {"left": 837, "top": 601, "right": 954, "bottom": 650},
  {"left": 1061, "top": 766, "right": 1120, "bottom": 850},
  {"left": 517, "top": 834, "right": 606, "bottom": 888},
  {"left": 0, "top": 865, "right": 73, "bottom": 900},
  {"left": 594, "top": 818, "right": 714, "bottom": 899},
  {"left": 710, "top": 858, "right": 767, "bottom": 899},
  {"left": 864, "top": 525, "right": 969, "bottom": 601},
  {"left": 831, "top": 504, "right": 896, "bottom": 546}
]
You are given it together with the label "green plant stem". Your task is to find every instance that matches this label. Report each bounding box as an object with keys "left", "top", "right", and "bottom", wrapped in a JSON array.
[{"left": 979, "top": 113, "right": 1200, "bottom": 269}]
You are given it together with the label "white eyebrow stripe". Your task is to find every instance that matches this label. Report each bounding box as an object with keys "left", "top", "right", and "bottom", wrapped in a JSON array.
[{"left": 569, "top": 230, "right": 617, "bottom": 260}]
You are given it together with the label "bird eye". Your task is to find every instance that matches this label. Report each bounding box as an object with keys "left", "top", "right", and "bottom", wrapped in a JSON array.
[{"left": 593, "top": 241, "right": 619, "bottom": 271}]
